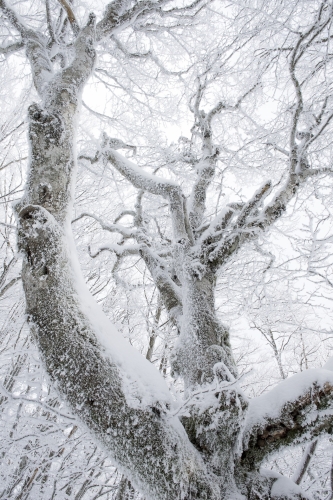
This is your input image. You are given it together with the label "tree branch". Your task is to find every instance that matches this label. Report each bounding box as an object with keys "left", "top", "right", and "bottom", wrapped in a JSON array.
[
  {"left": 102, "top": 140, "right": 188, "bottom": 243},
  {"left": 114, "top": 210, "right": 136, "bottom": 223},
  {"left": 0, "top": 0, "right": 28, "bottom": 36},
  {"left": 188, "top": 156, "right": 217, "bottom": 231},
  {"left": 204, "top": 181, "right": 272, "bottom": 271},
  {"left": 0, "top": 276, "right": 21, "bottom": 298},
  {"left": 241, "top": 369, "right": 333, "bottom": 471},
  {"left": 96, "top": 0, "right": 162, "bottom": 41},
  {"left": 17, "top": 204, "right": 219, "bottom": 500},
  {"left": 57, "top": 0, "right": 80, "bottom": 35},
  {"left": 0, "top": 1, "right": 53, "bottom": 97},
  {"left": 46, "top": 0, "right": 56, "bottom": 42},
  {"left": 139, "top": 245, "right": 182, "bottom": 321},
  {"left": 73, "top": 212, "right": 137, "bottom": 239},
  {"left": 88, "top": 243, "right": 140, "bottom": 258},
  {"left": 0, "top": 41, "right": 24, "bottom": 55},
  {"left": 292, "top": 440, "right": 318, "bottom": 485},
  {"left": 197, "top": 204, "right": 242, "bottom": 249}
]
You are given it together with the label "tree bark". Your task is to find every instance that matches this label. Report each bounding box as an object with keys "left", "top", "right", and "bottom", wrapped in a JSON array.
[{"left": 171, "top": 266, "right": 237, "bottom": 387}]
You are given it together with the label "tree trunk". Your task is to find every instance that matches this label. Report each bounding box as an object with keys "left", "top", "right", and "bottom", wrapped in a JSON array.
[
  {"left": 172, "top": 259, "right": 237, "bottom": 387},
  {"left": 15, "top": 17, "right": 219, "bottom": 500}
]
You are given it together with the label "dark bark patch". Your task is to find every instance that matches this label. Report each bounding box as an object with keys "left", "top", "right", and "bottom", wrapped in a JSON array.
[
  {"left": 40, "top": 265, "right": 48, "bottom": 276},
  {"left": 150, "top": 406, "right": 161, "bottom": 418},
  {"left": 28, "top": 103, "right": 64, "bottom": 146}
]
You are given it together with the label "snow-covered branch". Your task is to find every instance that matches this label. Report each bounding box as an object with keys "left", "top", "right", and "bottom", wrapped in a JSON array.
[
  {"left": 57, "top": 0, "right": 80, "bottom": 35},
  {"left": 96, "top": 0, "right": 168, "bottom": 41},
  {"left": 73, "top": 212, "right": 137, "bottom": 239},
  {"left": 88, "top": 243, "right": 140, "bottom": 259},
  {"left": 200, "top": 163, "right": 326, "bottom": 272},
  {"left": 0, "top": 40, "right": 24, "bottom": 55},
  {"left": 103, "top": 141, "right": 188, "bottom": 242},
  {"left": 139, "top": 245, "right": 182, "bottom": 320},
  {"left": 17, "top": 204, "right": 219, "bottom": 500},
  {"left": 0, "top": 1, "right": 53, "bottom": 97},
  {"left": 242, "top": 369, "right": 333, "bottom": 471},
  {"left": 200, "top": 181, "right": 272, "bottom": 271}
]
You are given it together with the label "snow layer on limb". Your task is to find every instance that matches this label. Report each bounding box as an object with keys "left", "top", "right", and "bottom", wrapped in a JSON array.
[{"left": 236, "top": 369, "right": 333, "bottom": 498}]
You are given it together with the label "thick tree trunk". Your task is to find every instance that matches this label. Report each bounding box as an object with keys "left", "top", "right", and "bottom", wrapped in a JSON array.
[
  {"left": 171, "top": 261, "right": 237, "bottom": 387},
  {"left": 15, "top": 19, "right": 220, "bottom": 500}
]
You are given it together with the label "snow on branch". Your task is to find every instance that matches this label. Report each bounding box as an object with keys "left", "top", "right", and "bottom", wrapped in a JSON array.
[
  {"left": 114, "top": 210, "right": 136, "bottom": 223},
  {"left": 241, "top": 369, "right": 333, "bottom": 470},
  {"left": 88, "top": 243, "right": 140, "bottom": 259},
  {"left": 0, "top": 41, "right": 24, "bottom": 55},
  {"left": 200, "top": 181, "right": 272, "bottom": 271},
  {"left": 200, "top": 162, "right": 330, "bottom": 272},
  {"left": 103, "top": 138, "right": 188, "bottom": 242},
  {"left": 0, "top": 1, "right": 53, "bottom": 97},
  {"left": 291, "top": 440, "right": 318, "bottom": 485},
  {"left": 236, "top": 181, "right": 272, "bottom": 228},
  {"left": 73, "top": 212, "right": 137, "bottom": 239},
  {"left": 96, "top": 0, "right": 167, "bottom": 41},
  {"left": 248, "top": 469, "right": 311, "bottom": 500},
  {"left": 103, "top": 144, "right": 179, "bottom": 195},
  {"left": 17, "top": 205, "right": 220, "bottom": 500},
  {"left": 0, "top": 0, "right": 28, "bottom": 37},
  {"left": 139, "top": 245, "right": 182, "bottom": 318},
  {"left": 96, "top": 0, "right": 211, "bottom": 41},
  {"left": 197, "top": 203, "right": 242, "bottom": 245},
  {"left": 112, "top": 35, "right": 190, "bottom": 76}
]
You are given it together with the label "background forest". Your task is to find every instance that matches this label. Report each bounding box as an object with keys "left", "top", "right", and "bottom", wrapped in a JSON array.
[{"left": 2, "top": 0, "right": 333, "bottom": 498}]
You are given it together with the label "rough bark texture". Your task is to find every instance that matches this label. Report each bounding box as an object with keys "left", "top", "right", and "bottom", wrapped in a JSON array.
[
  {"left": 241, "top": 381, "right": 333, "bottom": 471},
  {"left": 104, "top": 145, "right": 238, "bottom": 388},
  {"left": 171, "top": 264, "right": 238, "bottom": 387}
]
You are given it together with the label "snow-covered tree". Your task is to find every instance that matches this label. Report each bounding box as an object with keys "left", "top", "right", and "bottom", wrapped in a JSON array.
[{"left": 2, "top": 0, "right": 333, "bottom": 498}]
